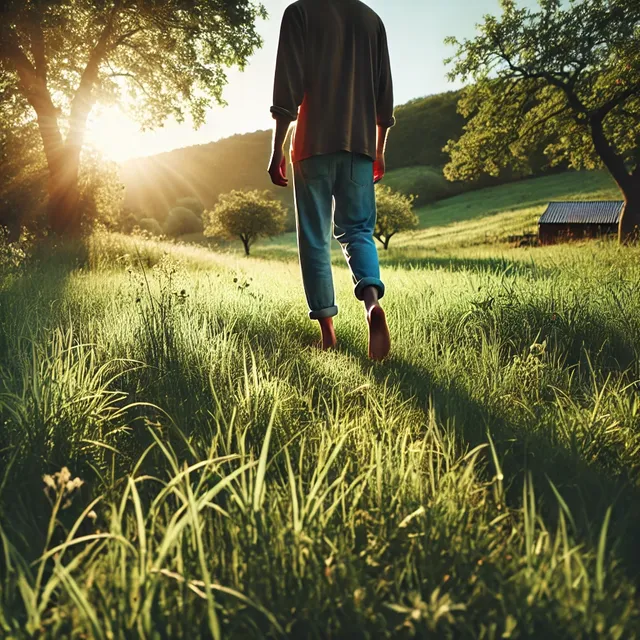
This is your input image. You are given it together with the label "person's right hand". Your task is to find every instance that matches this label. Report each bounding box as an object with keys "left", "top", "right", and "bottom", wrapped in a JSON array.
[{"left": 373, "top": 154, "right": 385, "bottom": 184}]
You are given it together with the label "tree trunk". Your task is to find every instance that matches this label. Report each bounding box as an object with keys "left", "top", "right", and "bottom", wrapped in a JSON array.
[
  {"left": 35, "top": 106, "right": 83, "bottom": 235},
  {"left": 47, "top": 145, "right": 82, "bottom": 235},
  {"left": 241, "top": 236, "right": 251, "bottom": 256},
  {"left": 589, "top": 115, "right": 638, "bottom": 244},
  {"left": 619, "top": 181, "right": 640, "bottom": 244},
  {"left": 383, "top": 238, "right": 390, "bottom": 250}
]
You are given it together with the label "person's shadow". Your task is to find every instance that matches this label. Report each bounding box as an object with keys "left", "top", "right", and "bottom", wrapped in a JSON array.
[{"left": 334, "top": 323, "right": 640, "bottom": 582}]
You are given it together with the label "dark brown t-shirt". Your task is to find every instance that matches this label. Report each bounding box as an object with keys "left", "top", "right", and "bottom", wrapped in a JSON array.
[{"left": 271, "top": 0, "right": 395, "bottom": 163}]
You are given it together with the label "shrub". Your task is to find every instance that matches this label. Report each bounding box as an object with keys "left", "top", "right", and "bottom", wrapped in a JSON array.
[
  {"left": 164, "top": 207, "right": 204, "bottom": 238},
  {"left": 176, "top": 197, "right": 205, "bottom": 218},
  {"left": 138, "top": 218, "right": 164, "bottom": 237},
  {"left": 205, "top": 189, "right": 287, "bottom": 256},
  {"left": 374, "top": 185, "right": 419, "bottom": 250}
]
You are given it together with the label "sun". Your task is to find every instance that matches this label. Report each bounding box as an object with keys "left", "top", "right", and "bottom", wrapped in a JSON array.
[{"left": 86, "top": 106, "right": 150, "bottom": 163}]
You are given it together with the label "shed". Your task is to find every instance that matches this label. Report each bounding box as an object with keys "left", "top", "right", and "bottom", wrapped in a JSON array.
[{"left": 538, "top": 201, "right": 623, "bottom": 244}]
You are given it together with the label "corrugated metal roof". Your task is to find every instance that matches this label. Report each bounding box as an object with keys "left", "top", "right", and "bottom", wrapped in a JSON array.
[{"left": 539, "top": 201, "right": 623, "bottom": 225}]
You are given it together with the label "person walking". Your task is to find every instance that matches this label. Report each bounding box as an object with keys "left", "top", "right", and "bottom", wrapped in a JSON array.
[{"left": 267, "top": 0, "right": 395, "bottom": 361}]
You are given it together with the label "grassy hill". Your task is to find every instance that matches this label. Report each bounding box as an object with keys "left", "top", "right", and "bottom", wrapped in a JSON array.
[
  {"left": 247, "top": 169, "right": 620, "bottom": 260},
  {"left": 1, "top": 166, "right": 638, "bottom": 637},
  {"left": 120, "top": 129, "right": 297, "bottom": 225},
  {"left": 119, "top": 89, "right": 563, "bottom": 226},
  {"left": 118, "top": 92, "right": 467, "bottom": 220}
]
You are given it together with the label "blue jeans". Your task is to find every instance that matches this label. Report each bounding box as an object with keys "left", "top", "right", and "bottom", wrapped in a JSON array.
[{"left": 292, "top": 151, "right": 385, "bottom": 320}]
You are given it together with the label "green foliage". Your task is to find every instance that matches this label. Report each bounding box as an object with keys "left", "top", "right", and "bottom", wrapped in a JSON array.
[
  {"left": 374, "top": 185, "right": 418, "bottom": 249},
  {"left": 176, "top": 197, "right": 205, "bottom": 218},
  {"left": 77, "top": 149, "right": 124, "bottom": 230},
  {"left": 0, "top": 0, "right": 267, "bottom": 130},
  {"left": 0, "top": 0, "right": 267, "bottom": 232},
  {"left": 385, "top": 90, "right": 466, "bottom": 169},
  {"left": 205, "top": 189, "right": 286, "bottom": 255},
  {"left": 0, "top": 120, "right": 47, "bottom": 236},
  {"left": 138, "top": 217, "right": 164, "bottom": 237},
  {"left": 165, "top": 206, "right": 204, "bottom": 238},
  {"left": 444, "top": 0, "right": 640, "bottom": 207}
]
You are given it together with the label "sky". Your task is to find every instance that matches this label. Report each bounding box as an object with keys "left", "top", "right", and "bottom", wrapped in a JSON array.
[{"left": 88, "top": 0, "right": 538, "bottom": 162}]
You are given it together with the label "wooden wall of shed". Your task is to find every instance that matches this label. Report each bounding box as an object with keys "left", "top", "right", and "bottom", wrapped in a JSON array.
[{"left": 538, "top": 223, "right": 618, "bottom": 245}]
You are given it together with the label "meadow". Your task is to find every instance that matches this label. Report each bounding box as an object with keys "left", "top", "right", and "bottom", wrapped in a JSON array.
[{"left": 1, "top": 170, "right": 639, "bottom": 638}]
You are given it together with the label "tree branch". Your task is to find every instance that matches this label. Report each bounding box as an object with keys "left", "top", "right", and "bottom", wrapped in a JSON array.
[
  {"left": 0, "top": 28, "right": 59, "bottom": 117},
  {"left": 490, "top": 35, "right": 589, "bottom": 115},
  {"left": 519, "top": 105, "right": 567, "bottom": 139},
  {"left": 67, "top": 0, "right": 123, "bottom": 147},
  {"left": 29, "top": 14, "right": 47, "bottom": 83},
  {"left": 111, "top": 26, "right": 144, "bottom": 48},
  {"left": 105, "top": 64, "right": 152, "bottom": 99},
  {"left": 0, "top": 31, "right": 37, "bottom": 94},
  {"left": 595, "top": 82, "right": 640, "bottom": 120}
]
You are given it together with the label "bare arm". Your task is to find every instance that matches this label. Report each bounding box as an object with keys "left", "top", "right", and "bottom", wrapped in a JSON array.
[
  {"left": 268, "top": 5, "right": 305, "bottom": 187},
  {"left": 374, "top": 125, "right": 390, "bottom": 184},
  {"left": 374, "top": 22, "right": 395, "bottom": 183},
  {"left": 268, "top": 117, "right": 291, "bottom": 187}
]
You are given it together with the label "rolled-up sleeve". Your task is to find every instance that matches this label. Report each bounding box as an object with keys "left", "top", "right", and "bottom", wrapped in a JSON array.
[
  {"left": 376, "top": 21, "right": 395, "bottom": 128},
  {"left": 271, "top": 5, "right": 305, "bottom": 122}
]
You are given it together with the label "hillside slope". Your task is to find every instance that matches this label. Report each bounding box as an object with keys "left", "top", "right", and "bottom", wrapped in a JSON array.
[
  {"left": 118, "top": 91, "right": 473, "bottom": 220},
  {"left": 119, "top": 91, "right": 465, "bottom": 219},
  {"left": 247, "top": 169, "right": 620, "bottom": 259},
  {"left": 119, "top": 89, "right": 569, "bottom": 224}
]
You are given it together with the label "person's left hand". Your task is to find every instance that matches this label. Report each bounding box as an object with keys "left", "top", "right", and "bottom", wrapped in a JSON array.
[{"left": 268, "top": 148, "right": 288, "bottom": 187}]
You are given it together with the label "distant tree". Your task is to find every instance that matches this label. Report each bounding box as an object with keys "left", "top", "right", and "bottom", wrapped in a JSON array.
[
  {"left": 0, "top": 0, "right": 266, "bottom": 234},
  {"left": 176, "top": 197, "right": 205, "bottom": 219},
  {"left": 205, "top": 190, "right": 286, "bottom": 256},
  {"left": 444, "top": 0, "right": 640, "bottom": 243},
  {"left": 164, "top": 207, "right": 204, "bottom": 238},
  {"left": 119, "top": 209, "right": 139, "bottom": 234},
  {"left": 138, "top": 218, "right": 163, "bottom": 237},
  {"left": 374, "top": 185, "right": 418, "bottom": 250}
]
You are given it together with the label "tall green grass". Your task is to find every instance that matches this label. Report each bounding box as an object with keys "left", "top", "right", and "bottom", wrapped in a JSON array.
[{"left": 0, "top": 218, "right": 639, "bottom": 637}]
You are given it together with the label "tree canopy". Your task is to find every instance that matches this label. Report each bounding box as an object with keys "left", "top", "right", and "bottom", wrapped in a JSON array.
[
  {"left": 0, "top": 0, "right": 266, "bottom": 233},
  {"left": 444, "top": 0, "right": 640, "bottom": 241},
  {"left": 374, "top": 185, "right": 418, "bottom": 250},
  {"left": 205, "top": 189, "right": 287, "bottom": 256}
]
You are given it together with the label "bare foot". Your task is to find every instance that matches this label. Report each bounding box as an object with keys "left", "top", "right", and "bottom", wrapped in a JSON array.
[
  {"left": 318, "top": 317, "right": 337, "bottom": 351},
  {"left": 367, "top": 305, "right": 391, "bottom": 361}
]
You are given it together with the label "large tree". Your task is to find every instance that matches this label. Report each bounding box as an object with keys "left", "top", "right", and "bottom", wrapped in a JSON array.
[
  {"left": 0, "top": 0, "right": 266, "bottom": 234},
  {"left": 444, "top": 0, "right": 640, "bottom": 242}
]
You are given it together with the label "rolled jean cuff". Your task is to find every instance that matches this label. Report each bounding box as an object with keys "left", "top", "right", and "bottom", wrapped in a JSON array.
[
  {"left": 354, "top": 278, "right": 385, "bottom": 301},
  {"left": 309, "top": 305, "right": 339, "bottom": 320}
]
